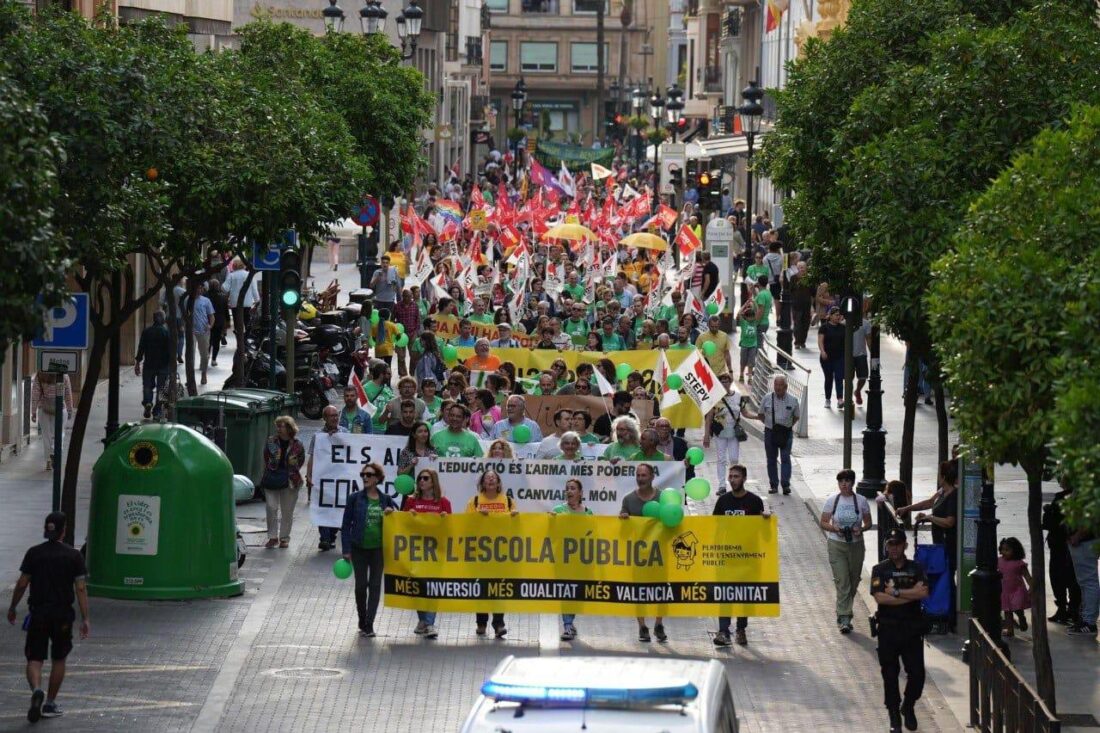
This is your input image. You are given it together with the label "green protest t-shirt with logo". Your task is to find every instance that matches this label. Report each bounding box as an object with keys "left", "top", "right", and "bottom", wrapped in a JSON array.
[
  {"left": 470, "top": 313, "right": 495, "bottom": 325},
  {"left": 361, "top": 498, "right": 383, "bottom": 549},
  {"left": 738, "top": 317, "right": 759, "bottom": 349},
  {"left": 600, "top": 441, "right": 639, "bottom": 461},
  {"left": 754, "top": 289, "right": 774, "bottom": 328},
  {"left": 430, "top": 428, "right": 483, "bottom": 457},
  {"left": 746, "top": 263, "right": 769, "bottom": 285},
  {"left": 563, "top": 318, "right": 589, "bottom": 345},
  {"left": 564, "top": 283, "right": 585, "bottom": 301},
  {"left": 600, "top": 332, "right": 626, "bottom": 351}
]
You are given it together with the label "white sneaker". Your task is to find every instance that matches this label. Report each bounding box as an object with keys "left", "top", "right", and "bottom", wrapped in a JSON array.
[
  {"left": 824, "top": 399, "right": 831, "bottom": 409},
  {"left": 413, "top": 621, "right": 427, "bottom": 635},
  {"left": 424, "top": 624, "right": 438, "bottom": 639}
]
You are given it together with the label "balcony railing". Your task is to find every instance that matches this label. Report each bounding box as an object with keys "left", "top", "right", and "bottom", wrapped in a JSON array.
[{"left": 703, "top": 64, "right": 722, "bottom": 93}]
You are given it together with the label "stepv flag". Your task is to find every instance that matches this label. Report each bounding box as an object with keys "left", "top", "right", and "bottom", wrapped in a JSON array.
[
  {"left": 590, "top": 162, "right": 613, "bottom": 180},
  {"left": 674, "top": 350, "right": 728, "bottom": 415},
  {"left": 706, "top": 284, "right": 727, "bottom": 313},
  {"left": 558, "top": 161, "right": 576, "bottom": 197},
  {"left": 348, "top": 371, "right": 376, "bottom": 416}
]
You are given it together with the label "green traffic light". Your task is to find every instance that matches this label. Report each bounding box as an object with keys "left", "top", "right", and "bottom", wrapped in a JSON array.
[{"left": 282, "top": 290, "right": 301, "bottom": 308}]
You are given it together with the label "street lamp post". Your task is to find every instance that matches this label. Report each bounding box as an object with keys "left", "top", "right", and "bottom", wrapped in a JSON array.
[
  {"left": 649, "top": 92, "right": 664, "bottom": 216},
  {"left": 511, "top": 78, "right": 527, "bottom": 180},
  {"left": 323, "top": 0, "right": 345, "bottom": 32},
  {"left": 358, "top": 0, "right": 422, "bottom": 61},
  {"left": 631, "top": 86, "right": 645, "bottom": 173},
  {"left": 665, "top": 83, "right": 684, "bottom": 142},
  {"left": 738, "top": 80, "right": 763, "bottom": 310},
  {"left": 856, "top": 321, "right": 888, "bottom": 557}
]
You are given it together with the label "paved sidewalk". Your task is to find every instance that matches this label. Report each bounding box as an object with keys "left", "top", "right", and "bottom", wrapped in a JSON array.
[{"left": 775, "top": 328, "right": 1099, "bottom": 730}]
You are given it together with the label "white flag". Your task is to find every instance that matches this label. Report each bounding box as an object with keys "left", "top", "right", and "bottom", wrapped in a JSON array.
[
  {"left": 594, "top": 367, "right": 617, "bottom": 397},
  {"left": 674, "top": 350, "right": 727, "bottom": 415},
  {"left": 591, "top": 162, "right": 613, "bottom": 180},
  {"left": 558, "top": 161, "right": 576, "bottom": 197},
  {"left": 655, "top": 349, "right": 682, "bottom": 408}
]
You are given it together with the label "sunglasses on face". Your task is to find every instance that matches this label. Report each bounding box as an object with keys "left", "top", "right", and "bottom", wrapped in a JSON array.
[
  {"left": 361, "top": 472, "right": 378, "bottom": 479},
  {"left": 417, "top": 475, "right": 432, "bottom": 482}
]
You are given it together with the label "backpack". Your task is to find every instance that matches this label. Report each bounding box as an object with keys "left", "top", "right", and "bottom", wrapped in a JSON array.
[{"left": 415, "top": 352, "right": 445, "bottom": 384}]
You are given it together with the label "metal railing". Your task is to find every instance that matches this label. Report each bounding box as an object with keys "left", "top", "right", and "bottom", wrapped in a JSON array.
[
  {"left": 969, "top": 619, "right": 1060, "bottom": 733},
  {"left": 748, "top": 334, "right": 810, "bottom": 439}
]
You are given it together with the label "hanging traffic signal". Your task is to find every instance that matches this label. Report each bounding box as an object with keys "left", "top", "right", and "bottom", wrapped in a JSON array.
[
  {"left": 698, "top": 172, "right": 711, "bottom": 187},
  {"left": 669, "top": 166, "right": 684, "bottom": 189},
  {"left": 279, "top": 248, "right": 302, "bottom": 309}
]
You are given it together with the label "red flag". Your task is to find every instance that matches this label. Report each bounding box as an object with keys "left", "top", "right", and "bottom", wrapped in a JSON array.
[
  {"left": 348, "top": 371, "right": 369, "bottom": 407},
  {"left": 499, "top": 223, "right": 522, "bottom": 250},
  {"left": 676, "top": 225, "right": 702, "bottom": 257},
  {"left": 470, "top": 186, "right": 485, "bottom": 209},
  {"left": 657, "top": 204, "right": 679, "bottom": 230}
]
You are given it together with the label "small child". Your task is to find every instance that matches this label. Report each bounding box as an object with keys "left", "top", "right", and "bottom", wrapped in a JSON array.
[
  {"left": 998, "top": 537, "right": 1032, "bottom": 636},
  {"left": 737, "top": 301, "right": 760, "bottom": 383}
]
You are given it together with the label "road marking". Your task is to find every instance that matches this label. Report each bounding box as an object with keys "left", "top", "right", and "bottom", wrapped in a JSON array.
[{"left": 538, "top": 614, "right": 560, "bottom": 656}]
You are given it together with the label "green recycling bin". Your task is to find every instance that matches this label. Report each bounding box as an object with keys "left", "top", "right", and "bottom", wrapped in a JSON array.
[
  {"left": 175, "top": 388, "right": 298, "bottom": 489},
  {"left": 86, "top": 423, "right": 243, "bottom": 600}
]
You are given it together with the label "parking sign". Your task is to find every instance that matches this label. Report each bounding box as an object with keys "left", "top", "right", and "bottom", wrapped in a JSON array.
[{"left": 32, "top": 294, "right": 90, "bottom": 349}]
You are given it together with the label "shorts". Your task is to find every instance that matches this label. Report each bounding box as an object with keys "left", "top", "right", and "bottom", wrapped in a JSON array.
[
  {"left": 740, "top": 347, "right": 758, "bottom": 369},
  {"left": 854, "top": 354, "right": 869, "bottom": 380},
  {"left": 24, "top": 615, "right": 74, "bottom": 662}
]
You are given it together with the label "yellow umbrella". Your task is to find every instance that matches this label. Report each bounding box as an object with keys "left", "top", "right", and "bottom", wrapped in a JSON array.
[
  {"left": 619, "top": 232, "right": 669, "bottom": 252},
  {"left": 541, "top": 223, "right": 598, "bottom": 243}
]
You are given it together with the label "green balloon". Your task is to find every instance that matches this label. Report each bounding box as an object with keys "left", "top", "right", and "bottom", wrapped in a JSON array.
[
  {"left": 686, "top": 446, "right": 705, "bottom": 466},
  {"left": 394, "top": 323, "right": 406, "bottom": 335},
  {"left": 685, "top": 477, "right": 711, "bottom": 501},
  {"left": 512, "top": 424, "right": 532, "bottom": 444},
  {"left": 702, "top": 340, "right": 717, "bottom": 356},
  {"left": 394, "top": 474, "right": 415, "bottom": 496},
  {"left": 442, "top": 344, "right": 458, "bottom": 362},
  {"left": 333, "top": 558, "right": 353, "bottom": 580},
  {"left": 659, "top": 502, "right": 685, "bottom": 528},
  {"left": 642, "top": 500, "right": 661, "bottom": 518},
  {"left": 370, "top": 310, "right": 380, "bottom": 325},
  {"left": 395, "top": 333, "right": 410, "bottom": 348},
  {"left": 659, "top": 487, "right": 684, "bottom": 506},
  {"left": 596, "top": 300, "right": 606, "bottom": 309},
  {"left": 706, "top": 302, "right": 719, "bottom": 316},
  {"left": 616, "top": 363, "right": 632, "bottom": 380},
  {"left": 666, "top": 373, "right": 683, "bottom": 390}
]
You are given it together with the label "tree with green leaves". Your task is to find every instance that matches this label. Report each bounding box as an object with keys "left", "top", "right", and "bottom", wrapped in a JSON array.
[
  {"left": 0, "top": 71, "right": 66, "bottom": 354},
  {"left": 928, "top": 101, "right": 1100, "bottom": 711}
]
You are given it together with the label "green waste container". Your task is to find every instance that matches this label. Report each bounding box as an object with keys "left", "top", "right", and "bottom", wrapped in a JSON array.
[
  {"left": 87, "top": 423, "right": 243, "bottom": 600},
  {"left": 175, "top": 389, "right": 298, "bottom": 489}
]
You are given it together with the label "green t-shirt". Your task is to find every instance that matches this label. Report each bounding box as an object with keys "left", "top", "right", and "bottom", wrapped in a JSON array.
[
  {"left": 696, "top": 330, "right": 731, "bottom": 376},
  {"left": 654, "top": 305, "right": 678, "bottom": 325},
  {"left": 631, "top": 449, "right": 670, "bottom": 462},
  {"left": 563, "top": 318, "right": 589, "bottom": 345},
  {"left": 564, "top": 283, "right": 585, "bottom": 301},
  {"left": 552, "top": 453, "right": 584, "bottom": 461},
  {"left": 579, "top": 432, "right": 602, "bottom": 444},
  {"left": 431, "top": 428, "right": 483, "bottom": 457},
  {"left": 417, "top": 299, "right": 431, "bottom": 319},
  {"left": 361, "top": 497, "right": 383, "bottom": 549},
  {"left": 600, "top": 441, "right": 639, "bottom": 461},
  {"left": 552, "top": 503, "right": 593, "bottom": 515},
  {"left": 755, "top": 289, "right": 774, "bottom": 327},
  {"left": 600, "top": 332, "right": 626, "bottom": 351},
  {"left": 424, "top": 395, "right": 443, "bottom": 420},
  {"left": 365, "top": 382, "right": 394, "bottom": 432},
  {"left": 746, "top": 263, "right": 769, "bottom": 285},
  {"left": 670, "top": 340, "right": 694, "bottom": 350},
  {"left": 738, "top": 317, "right": 759, "bottom": 348},
  {"left": 470, "top": 313, "right": 494, "bottom": 324}
]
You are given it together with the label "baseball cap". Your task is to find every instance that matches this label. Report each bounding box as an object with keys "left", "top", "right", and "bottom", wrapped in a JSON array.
[
  {"left": 883, "top": 528, "right": 907, "bottom": 545},
  {"left": 43, "top": 511, "right": 66, "bottom": 541}
]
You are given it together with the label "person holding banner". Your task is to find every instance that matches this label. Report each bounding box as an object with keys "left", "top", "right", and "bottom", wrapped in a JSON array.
[
  {"left": 466, "top": 470, "right": 518, "bottom": 638},
  {"left": 469, "top": 390, "right": 501, "bottom": 438},
  {"left": 341, "top": 463, "right": 398, "bottom": 637},
  {"left": 552, "top": 479, "right": 593, "bottom": 642},
  {"left": 464, "top": 339, "right": 501, "bottom": 372},
  {"left": 404, "top": 469, "right": 451, "bottom": 640},
  {"left": 489, "top": 396, "right": 543, "bottom": 443},
  {"left": 633, "top": 428, "right": 670, "bottom": 462},
  {"left": 306, "top": 406, "right": 348, "bottom": 551},
  {"left": 619, "top": 464, "right": 668, "bottom": 643},
  {"left": 486, "top": 440, "right": 514, "bottom": 459},
  {"left": 551, "top": 432, "right": 584, "bottom": 461},
  {"left": 713, "top": 465, "right": 771, "bottom": 647},
  {"left": 396, "top": 422, "right": 436, "bottom": 478},
  {"left": 571, "top": 411, "right": 601, "bottom": 444}
]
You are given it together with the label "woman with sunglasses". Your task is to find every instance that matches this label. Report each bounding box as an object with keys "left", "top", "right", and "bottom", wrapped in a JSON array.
[
  {"left": 340, "top": 462, "right": 398, "bottom": 637},
  {"left": 405, "top": 469, "right": 450, "bottom": 639}
]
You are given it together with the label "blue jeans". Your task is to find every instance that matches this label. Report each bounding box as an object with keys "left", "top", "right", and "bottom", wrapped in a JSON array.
[
  {"left": 1070, "top": 541, "right": 1099, "bottom": 625},
  {"left": 764, "top": 427, "right": 793, "bottom": 490},
  {"left": 417, "top": 610, "right": 437, "bottom": 625},
  {"left": 562, "top": 614, "right": 576, "bottom": 626},
  {"left": 718, "top": 616, "right": 747, "bottom": 632},
  {"left": 821, "top": 357, "right": 844, "bottom": 401},
  {"left": 142, "top": 368, "right": 172, "bottom": 412}
]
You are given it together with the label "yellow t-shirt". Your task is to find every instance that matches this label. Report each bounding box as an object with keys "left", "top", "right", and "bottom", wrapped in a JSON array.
[
  {"left": 373, "top": 320, "right": 401, "bottom": 357},
  {"left": 466, "top": 491, "right": 514, "bottom": 514},
  {"left": 695, "top": 330, "right": 731, "bottom": 376},
  {"left": 386, "top": 250, "right": 408, "bottom": 278}
]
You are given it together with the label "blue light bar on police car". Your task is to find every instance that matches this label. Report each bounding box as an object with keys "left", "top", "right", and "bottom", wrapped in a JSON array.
[{"left": 480, "top": 679, "right": 699, "bottom": 705}]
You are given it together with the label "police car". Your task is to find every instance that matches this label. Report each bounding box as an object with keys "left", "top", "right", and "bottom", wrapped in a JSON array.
[{"left": 460, "top": 655, "right": 740, "bottom": 732}]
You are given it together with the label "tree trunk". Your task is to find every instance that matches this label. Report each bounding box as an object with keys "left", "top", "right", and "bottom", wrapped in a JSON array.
[
  {"left": 1024, "top": 461, "right": 1057, "bottom": 712},
  {"left": 60, "top": 328, "right": 107, "bottom": 547},
  {"left": 933, "top": 379, "right": 948, "bottom": 466},
  {"left": 230, "top": 270, "right": 259, "bottom": 383},
  {"left": 899, "top": 349, "right": 920, "bottom": 505},
  {"left": 164, "top": 285, "right": 180, "bottom": 420}
]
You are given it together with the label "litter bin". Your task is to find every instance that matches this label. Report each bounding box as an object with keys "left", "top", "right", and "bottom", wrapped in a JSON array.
[
  {"left": 86, "top": 423, "right": 243, "bottom": 600},
  {"left": 175, "top": 388, "right": 298, "bottom": 488}
]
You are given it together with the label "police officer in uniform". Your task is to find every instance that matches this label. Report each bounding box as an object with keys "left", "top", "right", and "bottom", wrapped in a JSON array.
[{"left": 871, "top": 528, "right": 929, "bottom": 733}]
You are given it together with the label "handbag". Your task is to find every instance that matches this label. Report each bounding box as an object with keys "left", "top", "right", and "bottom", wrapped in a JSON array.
[
  {"left": 723, "top": 397, "right": 748, "bottom": 442},
  {"left": 260, "top": 468, "right": 290, "bottom": 490},
  {"left": 769, "top": 394, "right": 792, "bottom": 445}
]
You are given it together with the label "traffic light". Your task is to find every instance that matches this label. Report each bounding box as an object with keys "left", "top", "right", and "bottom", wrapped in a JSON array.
[
  {"left": 669, "top": 165, "right": 684, "bottom": 189},
  {"left": 704, "top": 169, "right": 722, "bottom": 208},
  {"left": 279, "top": 248, "right": 302, "bottom": 309},
  {"left": 674, "top": 117, "right": 689, "bottom": 136},
  {"left": 696, "top": 171, "right": 713, "bottom": 209}
]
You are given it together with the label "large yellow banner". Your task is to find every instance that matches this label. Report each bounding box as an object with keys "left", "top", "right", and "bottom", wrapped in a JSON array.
[
  {"left": 453, "top": 346, "right": 704, "bottom": 428},
  {"left": 383, "top": 513, "right": 779, "bottom": 617}
]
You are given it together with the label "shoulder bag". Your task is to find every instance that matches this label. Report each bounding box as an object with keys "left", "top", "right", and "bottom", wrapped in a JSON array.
[{"left": 769, "top": 393, "right": 792, "bottom": 446}]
